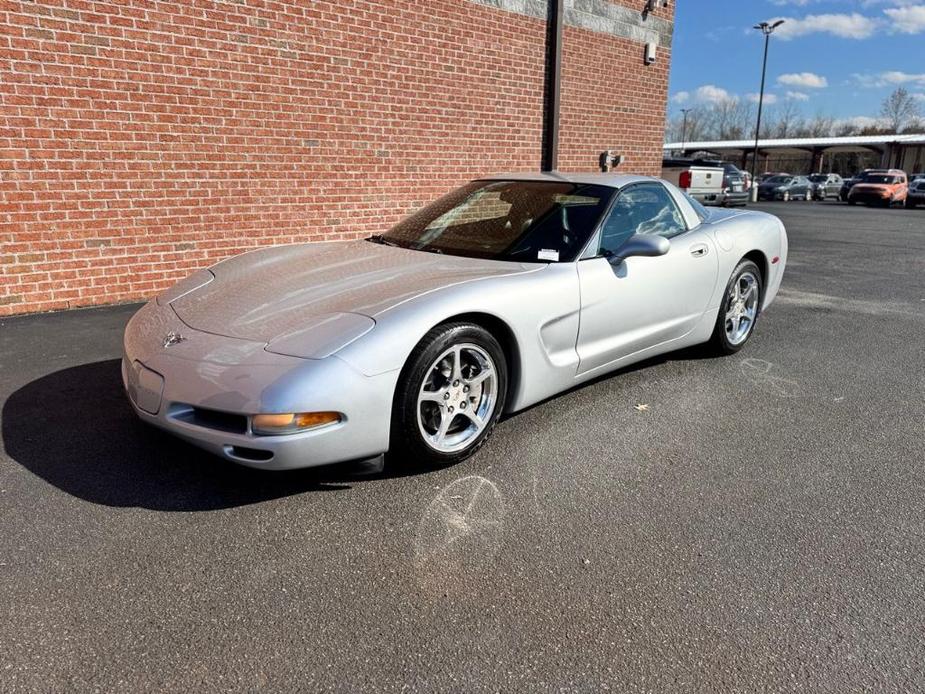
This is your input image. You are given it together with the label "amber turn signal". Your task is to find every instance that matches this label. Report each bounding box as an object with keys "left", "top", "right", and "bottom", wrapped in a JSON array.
[{"left": 252, "top": 412, "right": 341, "bottom": 435}]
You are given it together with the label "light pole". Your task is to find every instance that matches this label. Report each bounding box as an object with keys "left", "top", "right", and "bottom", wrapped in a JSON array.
[
  {"left": 750, "top": 19, "right": 784, "bottom": 201},
  {"left": 680, "top": 108, "right": 692, "bottom": 154}
]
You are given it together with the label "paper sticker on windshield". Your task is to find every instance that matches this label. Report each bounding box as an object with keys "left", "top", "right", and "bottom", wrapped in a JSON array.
[{"left": 538, "top": 249, "right": 559, "bottom": 262}]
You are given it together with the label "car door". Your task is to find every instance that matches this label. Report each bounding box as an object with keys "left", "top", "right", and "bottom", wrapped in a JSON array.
[{"left": 575, "top": 182, "right": 718, "bottom": 377}]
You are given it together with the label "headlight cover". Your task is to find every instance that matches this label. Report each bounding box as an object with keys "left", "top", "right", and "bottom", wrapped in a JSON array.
[
  {"left": 265, "top": 312, "right": 375, "bottom": 360},
  {"left": 156, "top": 269, "right": 214, "bottom": 306}
]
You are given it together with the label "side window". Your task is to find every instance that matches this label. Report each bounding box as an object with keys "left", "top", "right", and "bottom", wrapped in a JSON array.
[{"left": 598, "top": 183, "right": 688, "bottom": 256}]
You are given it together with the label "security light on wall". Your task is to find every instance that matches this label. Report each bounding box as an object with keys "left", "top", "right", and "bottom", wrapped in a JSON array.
[
  {"left": 645, "top": 0, "right": 669, "bottom": 12},
  {"left": 645, "top": 42, "right": 657, "bottom": 65}
]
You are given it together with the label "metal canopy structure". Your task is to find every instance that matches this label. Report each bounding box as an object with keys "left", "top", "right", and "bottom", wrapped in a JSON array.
[
  {"left": 664, "top": 134, "right": 925, "bottom": 173},
  {"left": 665, "top": 133, "right": 925, "bottom": 154}
]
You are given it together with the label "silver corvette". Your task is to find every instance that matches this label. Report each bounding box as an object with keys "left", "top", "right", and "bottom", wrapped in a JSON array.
[{"left": 123, "top": 173, "right": 787, "bottom": 469}]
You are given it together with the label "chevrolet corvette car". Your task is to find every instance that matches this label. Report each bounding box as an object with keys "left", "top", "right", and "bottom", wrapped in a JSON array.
[{"left": 123, "top": 173, "right": 787, "bottom": 469}]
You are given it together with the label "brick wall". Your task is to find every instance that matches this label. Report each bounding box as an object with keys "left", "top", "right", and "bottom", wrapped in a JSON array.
[{"left": 0, "top": 0, "right": 673, "bottom": 316}]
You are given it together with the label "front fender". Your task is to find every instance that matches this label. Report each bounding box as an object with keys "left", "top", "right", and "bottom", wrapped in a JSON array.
[{"left": 335, "top": 263, "right": 583, "bottom": 412}]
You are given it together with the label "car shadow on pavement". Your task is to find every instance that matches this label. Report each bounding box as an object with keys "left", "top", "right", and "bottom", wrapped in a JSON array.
[{"left": 1, "top": 359, "right": 411, "bottom": 511}]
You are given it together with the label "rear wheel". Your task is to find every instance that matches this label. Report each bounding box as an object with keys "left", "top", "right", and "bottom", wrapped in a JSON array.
[
  {"left": 707, "top": 260, "right": 763, "bottom": 355},
  {"left": 390, "top": 323, "right": 507, "bottom": 468}
]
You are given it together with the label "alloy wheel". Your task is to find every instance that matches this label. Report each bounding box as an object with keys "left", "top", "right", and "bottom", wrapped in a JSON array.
[
  {"left": 416, "top": 343, "right": 498, "bottom": 453},
  {"left": 725, "top": 271, "right": 760, "bottom": 346}
]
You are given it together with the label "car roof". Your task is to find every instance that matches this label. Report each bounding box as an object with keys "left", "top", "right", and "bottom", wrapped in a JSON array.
[{"left": 482, "top": 172, "right": 653, "bottom": 189}]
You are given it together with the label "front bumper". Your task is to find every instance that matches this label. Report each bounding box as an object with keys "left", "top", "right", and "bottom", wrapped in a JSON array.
[
  {"left": 849, "top": 192, "right": 891, "bottom": 205},
  {"left": 123, "top": 300, "right": 398, "bottom": 470}
]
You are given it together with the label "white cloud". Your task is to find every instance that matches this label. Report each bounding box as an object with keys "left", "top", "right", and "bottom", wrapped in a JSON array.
[
  {"left": 853, "top": 70, "right": 925, "bottom": 87},
  {"left": 671, "top": 91, "right": 690, "bottom": 104},
  {"left": 746, "top": 93, "right": 778, "bottom": 104},
  {"left": 694, "top": 84, "right": 732, "bottom": 103},
  {"left": 912, "top": 92, "right": 925, "bottom": 101},
  {"left": 771, "top": 13, "right": 881, "bottom": 39},
  {"left": 883, "top": 5, "right": 925, "bottom": 33},
  {"left": 786, "top": 91, "right": 811, "bottom": 101},
  {"left": 777, "top": 72, "right": 829, "bottom": 88}
]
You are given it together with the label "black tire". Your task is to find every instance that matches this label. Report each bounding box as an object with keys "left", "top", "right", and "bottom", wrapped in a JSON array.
[
  {"left": 907, "top": 200, "right": 917, "bottom": 209},
  {"left": 707, "top": 259, "right": 763, "bottom": 356},
  {"left": 389, "top": 322, "right": 508, "bottom": 468},
  {"left": 848, "top": 200, "right": 856, "bottom": 206}
]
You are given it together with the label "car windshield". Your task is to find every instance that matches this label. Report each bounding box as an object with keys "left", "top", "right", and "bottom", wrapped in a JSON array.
[
  {"left": 863, "top": 175, "right": 899, "bottom": 184},
  {"left": 371, "top": 180, "right": 616, "bottom": 262},
  {"left": 766, "top": 176, "right": 792, "bottom": 184}
]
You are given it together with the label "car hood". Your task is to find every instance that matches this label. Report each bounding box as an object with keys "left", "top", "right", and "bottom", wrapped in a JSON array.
[{"left": 169, "top": 240, "right": 540, "bottom": 348}]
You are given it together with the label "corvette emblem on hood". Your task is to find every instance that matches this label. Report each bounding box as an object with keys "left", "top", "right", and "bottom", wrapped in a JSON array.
[{"left": 162, "top": 331, "right": 186, "bottom": 348}]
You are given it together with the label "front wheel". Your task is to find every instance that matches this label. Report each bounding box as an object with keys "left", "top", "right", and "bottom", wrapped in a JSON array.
[
  {"left": 782, "top": 191, "right": 791, "bottom": 202},
  {"left": 390, "top": 323, "right": 507, "bottom": 468},
  {"left": 707, "top": 260, "right": 763, "bottom": 355}
]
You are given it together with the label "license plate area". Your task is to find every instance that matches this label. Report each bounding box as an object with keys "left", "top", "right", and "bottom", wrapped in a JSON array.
[{"left": 128, "top": 361, "right": 164, "bottom": 415}]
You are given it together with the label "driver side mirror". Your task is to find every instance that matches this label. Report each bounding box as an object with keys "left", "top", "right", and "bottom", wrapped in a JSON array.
[{"left": 606, "top": 234, "right": 670, "bottom": 266}]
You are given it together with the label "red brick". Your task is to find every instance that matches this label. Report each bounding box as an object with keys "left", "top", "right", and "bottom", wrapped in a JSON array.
[{"left": 0, "top": 0, "right": 672, "bottom": 316}]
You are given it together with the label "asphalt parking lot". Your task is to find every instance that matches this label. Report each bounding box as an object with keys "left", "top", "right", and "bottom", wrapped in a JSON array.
[{"left": 1, "top": 201, "right": 924, "bottom": 692}]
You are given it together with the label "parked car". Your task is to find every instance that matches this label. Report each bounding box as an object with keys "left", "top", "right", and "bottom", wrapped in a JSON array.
[
  {"left": 905, "top": 178, "right": 925, "bottom": 208},
  {"left": 758, "top": 172, "right": 790, "bottom": 184},
  {"left": 123, "top": 174, "right": 788, "bottom": 469},
  {"left": 662, "top": 158, "right": 749, "bottom": 207},
  {"left": 808, "top": 173, "right": 843, "bottom": 200},
  {"left": 847, "top": 169, "right": 908, "bottom": 207},
  {"left": 840, "top": 168, "right": 890, "bottom": 201},
  {"left": 757, "top": 175, "right": 812, "bottom": 201}
]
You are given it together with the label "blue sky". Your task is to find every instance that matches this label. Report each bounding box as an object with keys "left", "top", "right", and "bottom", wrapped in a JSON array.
[{"left": 668, "top": 0, "right": 925, "bottom": 127}]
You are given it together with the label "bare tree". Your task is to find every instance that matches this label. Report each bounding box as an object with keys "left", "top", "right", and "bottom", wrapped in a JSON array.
[
  {"left": 665, "top": 105, "right": 710, "bottom": 145},
  {"left": 768, "top": 99, "right": 803, "bottom": 138},
  {"left": 709, "top": 97, "right": 755, "bottom": 140},
  {"left": 798, "top": 114, "right": 836, "bottom": 138},
  {"left": 880, "top": 88, "right": 921, "bottom": 133}
]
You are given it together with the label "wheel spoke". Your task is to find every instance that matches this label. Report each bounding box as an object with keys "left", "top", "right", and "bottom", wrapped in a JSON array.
[
  {"left": 450, "top": 346, "right": 463, "bottom": 382},
  {"left": 462, "top": 408, "right": 483, "bottom": 427},
  {"left": 433, "top": 410, "right": 453, "bottom": 444},
  {"left": 420, "top": 390, "right": 446, "bottom": 404},
  {"left": 466, "top": 369, "right": 491, "bottom": 387}
]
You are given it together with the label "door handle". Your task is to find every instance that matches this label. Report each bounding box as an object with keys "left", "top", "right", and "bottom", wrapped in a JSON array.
[{"left": 690, "top": 244, "right": 709, "bottom": 257}]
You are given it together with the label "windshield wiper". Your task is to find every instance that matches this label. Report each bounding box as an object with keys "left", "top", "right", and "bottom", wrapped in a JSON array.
[{"left": 367, "top": 234, "right": 402, "bottom": 248}]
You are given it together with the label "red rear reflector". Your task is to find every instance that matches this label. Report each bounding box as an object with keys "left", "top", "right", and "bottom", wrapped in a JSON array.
[
  {"left": 679, "top": 171, "right": 692, "bottom": 189},
  {"left": 771, "top": 256, "right": 780, "bottom": 264}
]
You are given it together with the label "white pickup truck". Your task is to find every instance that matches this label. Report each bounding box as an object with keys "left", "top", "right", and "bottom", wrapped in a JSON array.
[{"left": 661, "top": 158, "right": 749, "bottom": 207}]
